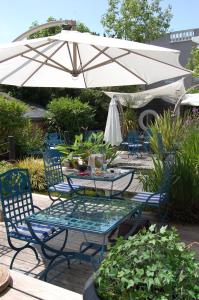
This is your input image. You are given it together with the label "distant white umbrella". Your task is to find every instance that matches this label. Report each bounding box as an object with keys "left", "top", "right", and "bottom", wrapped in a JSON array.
[
  {"left": 0, "top": 30, "right": 190, "bottom": 88},
  {"left": 104, "top": 98, "right": 122, "bottom": 146}
]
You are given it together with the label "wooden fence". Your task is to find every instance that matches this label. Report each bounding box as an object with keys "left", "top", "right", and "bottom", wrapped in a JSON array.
[{"left": 0, "top": 136, "right": 15, "bottom": 161}]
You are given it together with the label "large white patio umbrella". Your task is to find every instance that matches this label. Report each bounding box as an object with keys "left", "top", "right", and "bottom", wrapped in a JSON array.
[
  {"left": 0, "top": 30, "right": 190, "bottom": 88},
  {"left": 104, "top": 97, "right": 122, "bottom": 146}
]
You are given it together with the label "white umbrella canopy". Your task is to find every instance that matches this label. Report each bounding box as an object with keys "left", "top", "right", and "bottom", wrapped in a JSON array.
[
  {"left": 104, "top": 98, "right": 123, "bottom": 146},
  {"left": 0, "top": 30, "right": 190, "bottom": 88}
]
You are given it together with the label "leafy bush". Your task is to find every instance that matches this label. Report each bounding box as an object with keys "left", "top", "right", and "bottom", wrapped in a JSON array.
[
  {"left": 47, "top": 97, "right": 95, "bottom": 140},
  {"left": 0, "top": 96, "right": 27, "bottom": 144},
  {"left": 140, "top": 112, "right": 199, "bottom": 223},
  {"left": 0, "top": 95, "right": 44, "bottom": 156},
  {"left": 0, "top": 161, "right": 14, "bottom": 174},
  {"left": 149, "top": 110, "right": 184, "bottom": 154},
  {"left": 122, "top": 104, "right": 138, "bottom": 137},
  {"left": 57, "top": 132, "right": 117, "bottom": 166},
  {"left": 16, "top": 121, "right": 44, "bottom": 155},
  {"left": 16, "top": 158, "right": 46, "bottom": 192},
  {"left": 96, "top": 225, "right": 199, "bottom": 300}
]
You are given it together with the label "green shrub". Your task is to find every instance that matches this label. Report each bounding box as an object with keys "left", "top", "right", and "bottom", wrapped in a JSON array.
[
  {"left": 140, "top": 112, "right": 199, "bottom": 223},
  {"left": 0, "top": 161, "right": 14, "bottom": 174},
  {"left": 16, "top": 121, "right": 44, "bottom": 155},
  {"left": 149, "top": 110, "right": 184, "bottom": 155},
  {"left": 122, "top": 104, "right": 138, "bottom": 137},
  {"left": 57, "top": 132, "right": 117, "bottom": 166},
  {"left": 16, "top": 158, "right": 46, "bottom": 192},
  {"left": 0, "top": 96, "right": 27, "bottom": 149},
  {"left": 47, "top": 96, "right": 95, "bottom": 140},
  {"left": 96, "top": 225, "right": 199, "bottom": 300},
  {"left": 0, "top": 95, "right": 44, "bottom": 156}
]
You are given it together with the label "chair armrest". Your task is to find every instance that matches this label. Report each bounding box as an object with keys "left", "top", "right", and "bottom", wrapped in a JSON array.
[{"left": 33, "top": 205, "right": 42, "bottom": 211}]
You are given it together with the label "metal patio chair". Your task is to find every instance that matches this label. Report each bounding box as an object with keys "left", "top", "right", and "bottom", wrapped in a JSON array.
[
  {"left": 44, "top": 132, "right": 65, "bottom": 150},
  {"left": 43, "top": 150, "right": 81, "bottom": 204},
  {"left": 143, "top": 128, "right": 152, "bottom": 153},
  {"left": 132, "top": 154, "right": 175, "bottom": 223},
  {"left": 127, "top": 131, "right": 143, "bottom": 157},
  {"left": 0, "top": 168, "right": 68, "bottom": 269}
]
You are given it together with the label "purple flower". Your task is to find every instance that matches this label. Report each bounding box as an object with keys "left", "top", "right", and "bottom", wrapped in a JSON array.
[{"left": 192, "top": 107, "right": 199, "bottom": 114}]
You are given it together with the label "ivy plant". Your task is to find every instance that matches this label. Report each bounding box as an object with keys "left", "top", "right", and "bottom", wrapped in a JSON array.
[{"left": 96, "top": 225, "right": 199, "bottom": 300}]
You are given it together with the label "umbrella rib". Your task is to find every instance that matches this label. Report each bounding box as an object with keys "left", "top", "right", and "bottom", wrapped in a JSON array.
[
  {"left": 77, "top": 44, "right": 87, "bottom": 88},
  {"left": 92, "top": 45, "right": 147, "bottom": 83},
  {"left": 83, "top": 49, "right": 131, "bottom": 72},
  {"left": 26, "top": 44, "right": 72, "bottom": 73},
  {"left": 20, "top": 41, "right": 68, "bottom": 86},
  {"left": 0, "top": 40, "right": 53, "bottom": 64},
  {"left": 66, "top": 42, "right": 74, "bottom": 70},
  {"left": 77, "top": 47, "right": 109, "bottom": 72},
  {"left": 21, "top": 55, "right": 68, "bottom": 72},
  {"left": 123, "top": 48, "right": 190, "bottom": 72}
]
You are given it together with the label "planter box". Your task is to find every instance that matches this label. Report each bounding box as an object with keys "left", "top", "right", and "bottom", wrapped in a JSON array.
[{"left": 83, "top": 275, "right": 100, "bottom": 300}]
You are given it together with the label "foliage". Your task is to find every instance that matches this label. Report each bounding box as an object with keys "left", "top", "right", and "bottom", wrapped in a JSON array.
[
  {"left": 0, "top": 161, "right": 14, "bottom": 174},
  {"left": 78, "top": 89, "right": 110, "bottom": 130},
  {"left": 96, "top": 225, "right": 199, "bottom": 300},
  {"left": 149, "top": 110, "right": 184, "bottom": 155},
  {"left": 16, "top": 158, "right": 46, "bottom": 192},
  {"left": 28, "top": 17, "right": 91, "bottom": 39},
  {"left": 15, "top": 121, "right": 44, "bottom": 155},
  {"left": 140, "top": 111, "right": 199, "bottom": 222},
  {"left": 57, "top": 132, "right": 117, "bottom": 166},
  {"left": 0, "top": 96, "right": 27, "bottom": 144},
  {"left": 169, "top": 125, "right": 199, "bottom": 222},
  {"left": 186, "top": 47, "right": 199, "bottom": 77},
  {"left": 187, "top": 86, "right": 199, "bottom": 94},
  {"left": 122, "top": 104, "right": 138, "bottom": 137},
  {"left": 47, "top": 96, "right": 95, "bottom": 140},
  {"left": 101, "top": 0, "right": 172, "bottom": 42}
]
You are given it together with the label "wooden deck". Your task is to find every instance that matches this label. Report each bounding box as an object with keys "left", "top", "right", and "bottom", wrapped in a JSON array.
[{"left": 1, "top": 193, "right": 199, "bottom": 296}]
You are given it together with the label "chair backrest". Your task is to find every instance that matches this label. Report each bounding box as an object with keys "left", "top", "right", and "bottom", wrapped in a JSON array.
[
  {"left": 158, "top": 154, "right": 175, "bottom": 196},
  {"left": 0, "top": 169, "right": 34, "bottom": 235},
  {"left": 45, "top": 132, "right": 64, "bottom": 148},
  {"left": 127, "top": 130, "right": 140, "bottom": 143},
  {"left": 144, "top": 128, "right": 152, "bottom": 142},
  {"left": 43, "top": 150, "right": 64, "bottom": 187}
]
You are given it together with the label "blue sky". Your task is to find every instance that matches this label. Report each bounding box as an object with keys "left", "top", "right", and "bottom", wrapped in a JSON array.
[{"left": 0, "top": 0, "right": 199, "bottom": 43}]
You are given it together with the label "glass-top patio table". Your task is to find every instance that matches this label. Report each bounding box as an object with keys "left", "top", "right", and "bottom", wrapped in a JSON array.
[
  {"left": 66, "top": 169, "right": 135, "bottom": 197},
  {"left": 26, "top": 194, "right": 142, "bottom": 279}
]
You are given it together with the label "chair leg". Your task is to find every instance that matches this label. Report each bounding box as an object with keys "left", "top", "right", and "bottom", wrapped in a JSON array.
[
  {"left": 10, "top": 244, "right": 40, "bottom": 269},
  {"left": 41, "top": 230, "right": 68, "bottom": 259}
]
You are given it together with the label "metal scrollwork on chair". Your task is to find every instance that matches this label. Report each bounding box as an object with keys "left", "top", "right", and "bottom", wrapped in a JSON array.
[
  {"left": 43, "top": 150, "right": 81, "bottom": 204},
  {"left": 0, "top": 168, "right": 68, "bottom": 270}
]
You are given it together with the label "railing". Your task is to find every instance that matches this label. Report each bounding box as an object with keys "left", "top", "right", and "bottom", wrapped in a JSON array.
[
  {"left": 0, "top": 136, "right": 15, "bottom": 161},
  {"left": 170, "top": 29, "right": 195, "bottom": 43}
]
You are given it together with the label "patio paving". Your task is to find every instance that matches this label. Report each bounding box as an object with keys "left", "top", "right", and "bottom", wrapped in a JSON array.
[{"left": 0, "top": 193, "right": 199, "bottom": 296}]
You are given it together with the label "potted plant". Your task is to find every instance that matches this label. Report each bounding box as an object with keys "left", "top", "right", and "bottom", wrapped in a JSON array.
[{"left": 83, "top": 225, "right": 199, "bottom": 300}]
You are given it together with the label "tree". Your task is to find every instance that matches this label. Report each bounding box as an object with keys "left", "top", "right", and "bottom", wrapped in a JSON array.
[
  {"left": 187, "top": 47, "right": 199, "bottom": 78},
  {"left": 28, "top": 17, "right": 91, "bottom": 39},
  {"left": 101, "top": 0, "right": 172, "bottom": 42}
]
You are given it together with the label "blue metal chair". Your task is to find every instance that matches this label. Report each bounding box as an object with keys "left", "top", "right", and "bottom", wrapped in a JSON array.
[
  {"left": 43, "top": 150, "right": 81, "bottom": 204},
  {"left": 143, "top": 128, "right": 152, "bottom": 153},
  {"left": 44, "top": 132, "right": 65, "bottom": 150},
  {"left": 0, "top": 168, "right": 68, "bottom": 269},
  {"left": 132, "top": 154, "right": 175, "bottom": 223},
  {"left": 127, "top": 131, "right": 143, "bottom": 157}
]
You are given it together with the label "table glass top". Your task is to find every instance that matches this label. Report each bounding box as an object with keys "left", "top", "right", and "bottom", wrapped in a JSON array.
[
  {"left": 67, "top": 169, "right": 132, "bottom": 182},
  {"left": 27, "top": 195, "right": 141, "bottom": 234}
]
